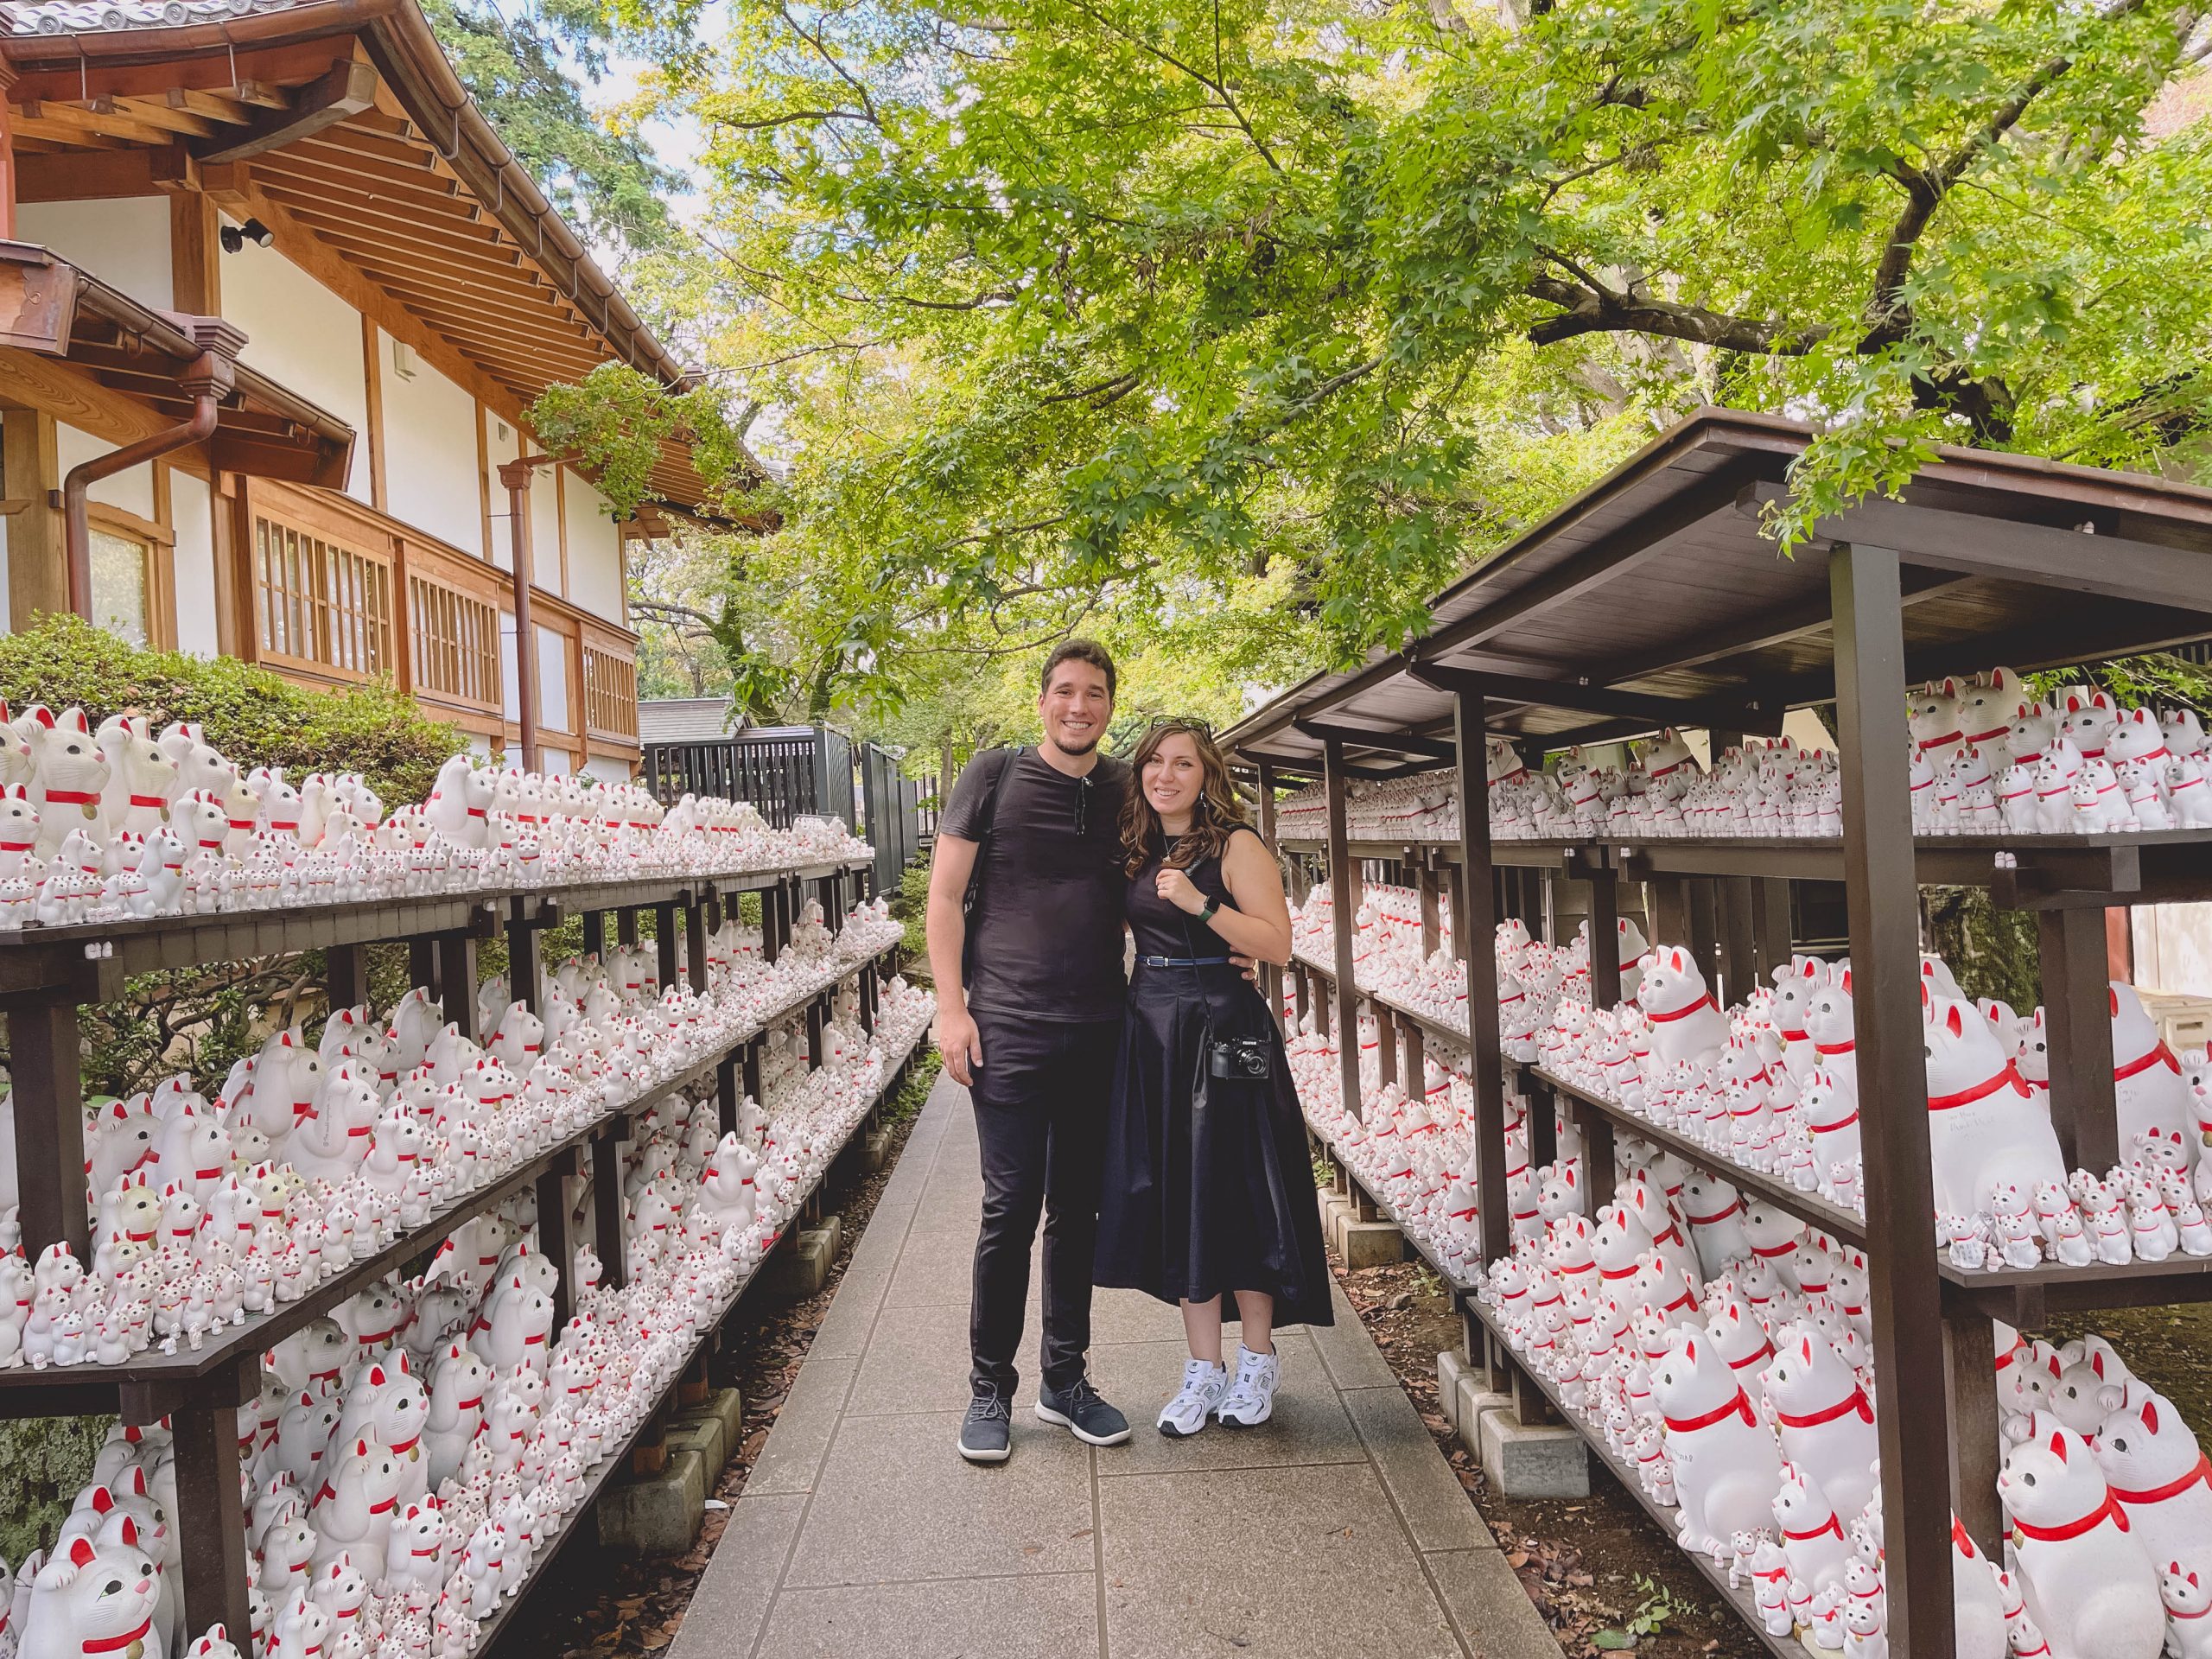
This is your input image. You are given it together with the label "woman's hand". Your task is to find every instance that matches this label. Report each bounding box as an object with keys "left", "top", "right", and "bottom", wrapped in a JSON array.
[{"left": 1156, "top": 865, "right": 1208, "bottom": 916}]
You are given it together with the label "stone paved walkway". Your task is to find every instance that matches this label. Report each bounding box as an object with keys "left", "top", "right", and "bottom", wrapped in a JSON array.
[{"left": 668, "top": 1071, "right": 1560, "bottom": 1659}]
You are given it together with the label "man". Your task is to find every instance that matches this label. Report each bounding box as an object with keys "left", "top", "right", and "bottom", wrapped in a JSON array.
[{"left": 927, "top": 639, "right": 1134, "bottom": 1462}]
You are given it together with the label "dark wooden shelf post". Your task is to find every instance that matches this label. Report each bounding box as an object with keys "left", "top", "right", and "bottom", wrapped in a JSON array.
[
  {"left": 507, "top": 898, "right": 543, "bottom": 1016},
  {"left": 1452, "top": 685, "right": 1512, "bottom": 1267},
  {"left": 326, "top": 941, "right": 365, "bottom": 1011},
  {"left": 537, "top": 1147, "right": 575, "bottom": 1332},
  {"left": 173, "top": 1362, "right": 255, "bottom": 1644},
  {"left": 1321, "top": 740, "right": 1364, "bottom": 1124},
  {"left": 593, "top": 1119, "right": 629, "bottom": 1289},
  {"left": 1255, "top": 760, "right": 1282, "bottom": 1020},
  {"left": 654, "top": 902, "right": 679, "bottom": 993},
  {"left": 437, "top": 933, "right": 478, "bottom": 1040},
  {"left": 685, "top": 897, "right": 709, "bottom": 994},
  {"left": 1832, "top": 541, "right": 1955, "bottom": 1659},
  {"left": 582, "top": 908, "right": 605, "bottom": 961},
  {"left": 2037, "top": 906, "right": 2120, "bottom": 1173},
  {"left": 5, "top": 995, "right": 89, "bottom": 1263}
]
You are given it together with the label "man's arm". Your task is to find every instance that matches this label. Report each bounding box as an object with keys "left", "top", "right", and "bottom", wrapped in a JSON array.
[{"left": 926, "top": 834, "right": 985, "bottom": 1087}]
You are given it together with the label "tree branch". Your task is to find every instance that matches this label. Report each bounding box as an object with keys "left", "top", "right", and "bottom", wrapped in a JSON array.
[{"left": 1522, "top": 276, "right": 1830, "bottom": 353}]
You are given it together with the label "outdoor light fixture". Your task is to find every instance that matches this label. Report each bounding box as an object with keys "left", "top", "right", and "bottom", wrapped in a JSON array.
[{"left": 219, "top": 219, "right": 276, "bottom": 253}]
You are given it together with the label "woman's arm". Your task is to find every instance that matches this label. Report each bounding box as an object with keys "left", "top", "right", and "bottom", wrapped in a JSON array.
[{"left": 1155, "top": 830, "right": 1294, "bottom": 965}]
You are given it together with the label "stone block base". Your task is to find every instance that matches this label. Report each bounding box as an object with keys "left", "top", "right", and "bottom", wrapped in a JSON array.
[
  {"left": 1435, "top": 1350, "right": 1468, "bottom": 1429},
  {"left": 666, "top": 1388, "right": 743, "bottom": 1474},
  {"left": 861, "top": 1128, "right": 893, "bottom": 1172},
  {"left": 598, "top": 1446, "right": 707, "bottom": 1554},
  {"left": 1332, "top": 1212, "right": 1406, "bottom": 1269},
  {"left": 1477, "top": 1405, "right": 1590, "bottom": 1499},
  {"left": 766, "top": 1221, "right": 841, "bottom": 1296}
]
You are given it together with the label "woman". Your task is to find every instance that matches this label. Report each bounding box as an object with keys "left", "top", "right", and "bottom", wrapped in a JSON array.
[{"left": 1095, "top": 719, "right": 1333, "bottom": 1437}]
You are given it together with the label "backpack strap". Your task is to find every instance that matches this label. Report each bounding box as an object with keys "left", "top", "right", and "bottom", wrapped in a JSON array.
[{"left": 959, "top": 747, "right": 1025, "bottom": 983}]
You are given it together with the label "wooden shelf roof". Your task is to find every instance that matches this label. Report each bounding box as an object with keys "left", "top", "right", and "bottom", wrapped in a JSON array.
[{"left": 1225, "top": 407, "right": 2212, "bottom": 772}]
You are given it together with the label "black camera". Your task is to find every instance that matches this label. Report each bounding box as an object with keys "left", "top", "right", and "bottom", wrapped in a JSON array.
[{"left": 1207, "top": 1038, "right": 1274, "bottom": 1081}]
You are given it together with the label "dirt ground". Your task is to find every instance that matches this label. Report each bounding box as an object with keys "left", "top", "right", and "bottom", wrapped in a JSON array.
[
  {"left": 484, "top": 1099, "right": 924, "bottom": 1659},
  {"left": 2043, "top": 1300, "right": 2212, "bottom": 1436},
  {"left": 1335, "top": 1258, "right": 1764, "bottom": 1659}
]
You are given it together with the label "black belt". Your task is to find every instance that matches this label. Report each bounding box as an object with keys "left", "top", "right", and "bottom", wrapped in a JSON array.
[{"left": 1135, "top": 955, "right": 1232, "bottom": 967}]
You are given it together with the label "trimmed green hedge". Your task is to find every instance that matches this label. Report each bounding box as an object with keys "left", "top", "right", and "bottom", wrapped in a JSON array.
[{"left": 0, "top": 613, "right": 461, "bottom": 808}]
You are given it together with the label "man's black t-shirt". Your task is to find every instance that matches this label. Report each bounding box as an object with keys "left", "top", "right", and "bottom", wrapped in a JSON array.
[{"left": 942, "top": 747, "right": 1129, "bottom": 1023}]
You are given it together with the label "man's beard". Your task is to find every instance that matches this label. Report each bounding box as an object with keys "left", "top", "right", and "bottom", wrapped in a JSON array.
[{"left": 1049, "top": 728, "right": 1102, "bottom": 756}]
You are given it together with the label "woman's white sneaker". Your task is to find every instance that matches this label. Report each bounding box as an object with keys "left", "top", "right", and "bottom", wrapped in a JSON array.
[
  {"left": 1215, "top": 1344, "right": 1281, "bottom": 1427},
  {"left": 1157, "top": 1359, "right": 1230, "bottom": 1438}
]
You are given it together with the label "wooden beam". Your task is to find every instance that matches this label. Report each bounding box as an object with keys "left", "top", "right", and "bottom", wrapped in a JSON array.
[
  {"left": 168, "top": 189, "right": 220, "bottom": 314},
  {"left": 99, "top": 95, "right": 223, "bottom": 140},
  {"left": 197, "top": 60, "right": 380, "bottom": 165},
  {"left": 164, "top": 87, "right": 256, "bottom": 125},
  {"left": 360, "top": 313, "right": 386, "bottom": 512},
  {"left": 3, "top": 406, "right": 65, "bottom": 622},
  {"left": 10, "top": 118, "right": 130, "bottom": 151},
  {"left": 13, "top": 99, "right": 177, "bottom": 146},
  {"left": 1741, "top": 480, "right": 2212, "bottom": 615},
  {"left": 245, "top": 150, "right": 485, "bottom": 220},
  {"left": 210, "top": 467, "right": 246, "bottom": 658},
  {"left": 1406, "top": 660, "right": 1785, "bottom": 737},
  {"left": 16, "top": 144, "right": 194, "bottom": 201},
  {"left": 1292, "top": 718, "right": 1454, "bottom": 762}
]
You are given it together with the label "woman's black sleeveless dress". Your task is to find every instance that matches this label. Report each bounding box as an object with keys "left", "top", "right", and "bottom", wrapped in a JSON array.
[{"left": 1094, "top": 829, "right": 1334, "bottom": 1328}]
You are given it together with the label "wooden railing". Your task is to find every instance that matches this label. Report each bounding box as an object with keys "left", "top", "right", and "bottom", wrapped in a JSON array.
[
  {"left": 238, "top": 479, "right": 641, "bottom": 756},
  {"left": 582, "top": 643, "right": 639, "bottom": 741},
  {"left": 247, "top": 480, "right": 397, "bottom": 683}
]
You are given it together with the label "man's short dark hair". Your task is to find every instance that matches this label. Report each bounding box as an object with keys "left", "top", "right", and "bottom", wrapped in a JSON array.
[{"left": 1041, "top": 638, "right": 1117, "bottom": 699}]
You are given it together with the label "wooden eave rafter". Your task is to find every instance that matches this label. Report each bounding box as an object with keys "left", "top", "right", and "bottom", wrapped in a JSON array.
[{"left": 1, "top": 0, "right": 754, "bottom": 523}]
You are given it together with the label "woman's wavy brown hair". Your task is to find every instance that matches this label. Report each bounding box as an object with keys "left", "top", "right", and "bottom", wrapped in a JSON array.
[{"left": 1120, "top": 720, "right": 1255, "bottom": 877}]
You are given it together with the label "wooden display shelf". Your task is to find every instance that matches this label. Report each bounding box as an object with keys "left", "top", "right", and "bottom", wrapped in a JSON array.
[
  {"left": 1940, "top": 1248, "right": 2212, "bottom": 1321},
  {"left": 1522, "top": 1065, "right": 1869, "bottom": 1251},
  {"left": 0, "top": 857, "right": 873, "bottom": 998},
  {"left": 0, "top": 950, "right": 882, "bottom": 1407},
  {"left": 463, "top": 1020, "right": 929, "bottom": 1658},
  {"left": 1290, "top": 949, "right": 1471, "bottom": 1057},
  {"left": 1462, "top": 1298, "right": 1804, "bottom": 1659},
  {"left": 1278, "top": 830, "right": 2212, "bottom": 905},
  {"left": 1302, "top": 1104, "right": 1480, "bottom": 1294}
]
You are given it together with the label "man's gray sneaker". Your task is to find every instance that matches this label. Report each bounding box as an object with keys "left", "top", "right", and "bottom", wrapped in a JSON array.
[
  {"left": 958, "top": 1387, "right": 1013, "bottom": 1462},
  {"left": 1034, "top": 1376, "right": 1131, "bottom": 1446}
]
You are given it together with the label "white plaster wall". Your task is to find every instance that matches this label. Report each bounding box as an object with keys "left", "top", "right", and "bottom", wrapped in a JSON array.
[
  {"left": 537, "top": 625, "right": 570, "bottom": 731},
  {"left": 18, "top": 199, "right": 172, "bottom": 310},
  {"left": 540, "top": 747, "right": 572, "bottom": 776},
  {"left": 169, "top": 468, "right": 218, "bottom": 656},
  {"left": 532, "top": 472, "right": 563, "bottom": 597},
  {"left": 378, "top": 334, "right": 482, "bottom": 552},
  {"left": 563, "top": 472, "right": 623, "bottom": 622},
  {"left": 484, "top": 415, "right": 521, "bottom": 569},
  {"left": 55, "top": 424, "right": 156, "bottom": 519},
  {"left": 219, "top": 235, "right": 368, "bottom": 504},
  {"left": 584, "top": 753, "right": 634, "bottom": 782}
]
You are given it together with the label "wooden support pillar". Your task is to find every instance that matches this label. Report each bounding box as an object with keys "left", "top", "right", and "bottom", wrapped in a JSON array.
[
  {"left": 3, "top": 407, "right": 66, "bottom": 626},
  {"left": 654, "top": 902, "right": 679, "bottom": 991},
  {"left": 7, "top": 997, "right": 88, "bottom": 1262},
  {"left": 1294, "top": 964, "right": 1310, "bottom": 1029},
  {"left": 1322, "top": 741, "right": 1365, "bottom": 1122},
  {"left": 1652, "top": 877, "right": 1691, "bottom": 950},
  {"left": 1373, "top": 1005, "right": 1397, "bottom": 1090},
  {"left": 1832, "top": 542, "right": 1954, "bottom": 1659},
  {"left": 174, "top": 1382, "right": 254, "bottom": 1647},
  {"left": 582, "top": 909, "right": 606, "bottom": 961},
  {"left": 1719, "top": 876, "right": 1757, "bottom": 1006},
  {"left": 617, "top": 907, "right": 639, "bottom": 948},
  {"left": 1255, "top": 760, "right": 1282, "bottom": 1022},
  {"left": 1687, "top": 877, "right": 1720, "bottom": 985},
  {"left": 741, "top": 1039, "right": 763, "bottom": 1110},
  {"left": 326, "top": 943, "right": 365, "bottom": 1012},
  {"left": 716, "top": 1052, "right": 741, "bottom": 1136},
  {"left": 1444, "top": 858, "right": 1468, "bottom": 962},
  {"left": 593, "top": 1123, "right": 628, "bottom": 1289},
  {"left": 1526, "top": 1074, "right": 1557, "bottom": 1173},
  {"left": 685, "top": 897, "right": 710, "bottom": 994},
  {"left": 1417, "top": 855, "right": 1442, "bottom": 956},
  {"left": 1402, "top": 1020, "right": 1426, "bottom": 1104},
  {"left": 1944, "top": 1305, "right": 2004, "bottom": 1558},
  {"left": 410, "top": 938, "right": 438, "bottom": 998},
  {"left": 507, "top": 899, "right": 543, "bottom": 1016},
  {"left": 536, "top": 1150, "right": 573, "bottom": 1332},
  {"left": 1577, "top": 1098, "right": 1617, "bottom": 1205},
  {"left": 2037, "top": 906, "right": 2119, "bottom": 1173},
  {"left": 1453, "top": 688, "right": 1511, "bottom": 1266},
  {"left": 806, "top": 997, "right": 826, "bottom": 1067},
  {"left": 1753, "top": 878, "right": 1793, "bottom": 979},
  {"left": 1582, "top": 862, "right": 1620, "bottom": 1010},
  {"left": 439, "top": 935, "right": 479, "bottom": 1040}
]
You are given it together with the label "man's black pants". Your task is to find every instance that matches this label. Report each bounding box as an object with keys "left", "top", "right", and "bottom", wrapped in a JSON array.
[{"left": 968, "top": 1012, "right": 1122, "bottom": 1397}]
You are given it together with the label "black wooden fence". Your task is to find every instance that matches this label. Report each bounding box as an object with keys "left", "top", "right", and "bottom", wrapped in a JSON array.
[{"left": 640, "top": 724, "right": 931, "bottom": 893}]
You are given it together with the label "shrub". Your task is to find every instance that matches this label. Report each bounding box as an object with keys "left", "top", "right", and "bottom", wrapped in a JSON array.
[{"left": 0, "top": 613, "right": 460, "bottom": 809}]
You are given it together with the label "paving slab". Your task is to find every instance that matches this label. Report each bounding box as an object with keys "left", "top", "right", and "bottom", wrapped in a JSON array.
[
  {"left": 1098, "top": 1464, "right": 1465, "bottom": 1659},
  {"left": 784, "top": 1409, "right": 1096, "bottom": 1586},
  {"left": 753, "top": 1571, "right": 1098, "bottom": 1659},
  {"left": 663, "top": 1069, "right": 1562, "bottom": 1659}
]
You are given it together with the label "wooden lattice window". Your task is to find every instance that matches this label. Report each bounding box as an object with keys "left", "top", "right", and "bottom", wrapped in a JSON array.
[
  {"left": 253, "top": 505, "right": 394, "bottom": 681},
  {"left": 409, "top": 576, "right": 502, "bottom": 712},
  {"left": 583, "top": 645, "right": 639, "bottom": 740}
]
